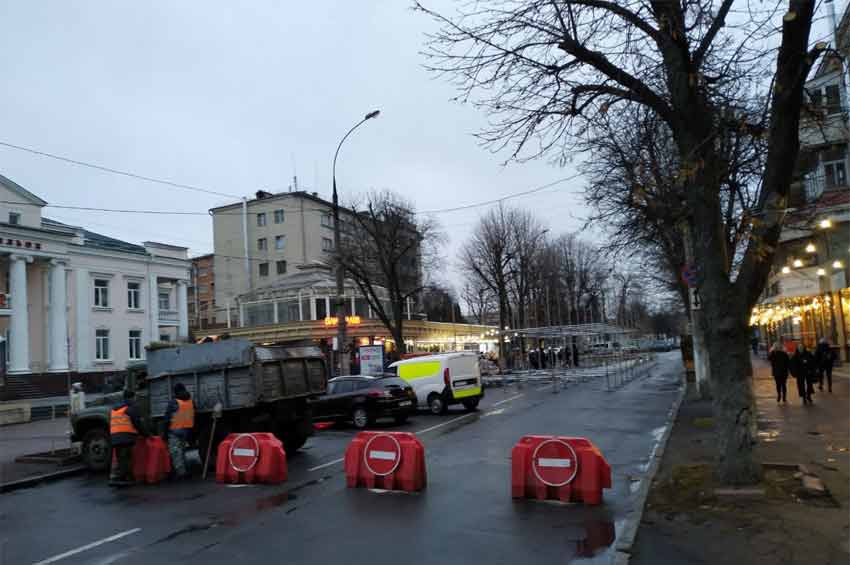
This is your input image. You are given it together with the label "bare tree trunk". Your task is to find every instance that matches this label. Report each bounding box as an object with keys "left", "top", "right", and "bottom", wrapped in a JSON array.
[{"left": 705, "top": 315, "right": 758, "bottom": 484}]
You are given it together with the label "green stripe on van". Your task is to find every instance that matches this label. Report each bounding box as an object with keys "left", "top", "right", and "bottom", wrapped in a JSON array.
[
  {"left": 453, "top": 387, "right": 482, "bottom": 399},
  {"left": 398, "top": 361, "right": 441, "bottom": 380}
]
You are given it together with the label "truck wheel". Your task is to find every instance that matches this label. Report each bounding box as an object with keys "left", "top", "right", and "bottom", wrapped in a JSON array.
[
  {"left": 283, "top": 433, "right": 308, "bottom": 453},
  {"left": 428, "top": 394, "right": 447, "bottom": 415},
  {"left": 82, "top": 428, "right": 111, "bottom": 472},
  {"left": 352, "top": 406, "right": 371, "bottom": 429},
  {"left": 462, "top": 398, "right": 480, "bottom": 411}
]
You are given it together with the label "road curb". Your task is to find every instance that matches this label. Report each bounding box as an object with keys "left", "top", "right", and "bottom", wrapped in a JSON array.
[
  {"left": 612, "top": 377, "right": 687, "bottom": 564},
  {"left": 0, "top": 465, "right": 87, "bottom": 494}
]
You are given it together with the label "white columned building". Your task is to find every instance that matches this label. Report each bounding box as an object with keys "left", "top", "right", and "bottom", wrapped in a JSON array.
[
  {"left": 177, "top": 280, "right": 189, "bottom": 339},
  {"left": 0, "top": 174, "right": 192, "bottom": 388},
  {"left": 8, "top": 254, "right": 32, "bottom": 374},
  {"left": 48, "top": 259, "right": 69, "bottom": 371}
]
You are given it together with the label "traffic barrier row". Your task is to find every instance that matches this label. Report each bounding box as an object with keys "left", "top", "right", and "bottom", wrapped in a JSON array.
[
  {"left": 216, "top": 432, "right": 288, "bottom": 484},
  {"left": 210, "top": 430, "right": 610, "bottom": 507}
]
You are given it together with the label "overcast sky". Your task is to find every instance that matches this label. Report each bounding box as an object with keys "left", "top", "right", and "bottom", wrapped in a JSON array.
[
  {"left": 0, "top": 1, "right": 588, "bottom": 291},
  {"left": 0, "top": 1, "right": 841, "bottom": 292}
]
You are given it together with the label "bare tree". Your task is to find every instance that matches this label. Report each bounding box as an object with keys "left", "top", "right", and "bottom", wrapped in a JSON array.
[
  {"left": 459, "top": 205, "right": 518, "bottom": 367},
  {"left": 418, "top": 0, "right": 824, "bottom": 484},
  {"left": 339, "top": 190, "right": 440, "bottom": 355},
  {"left": 461, "top": 279, "right": 495, "bottom": 324}
]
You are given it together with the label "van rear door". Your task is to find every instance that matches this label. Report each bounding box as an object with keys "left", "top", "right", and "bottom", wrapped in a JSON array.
[{"left": 447, "top": 355, "right": 481, "bottom": 400}]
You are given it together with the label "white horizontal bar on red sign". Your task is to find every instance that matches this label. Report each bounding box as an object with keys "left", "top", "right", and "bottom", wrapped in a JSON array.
[
  {"left": 537, "top": 458, "right": 571, "bottom": 467},
  {"left": 369, "top": 450, "right": 397, "bottom": 461},
  {"left": 232, "top": 448, "right": 256, "bottom": 457}
]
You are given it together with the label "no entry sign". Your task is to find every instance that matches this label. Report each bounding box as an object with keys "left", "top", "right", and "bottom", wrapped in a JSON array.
[
  {"left": 363, "top": 433, "right": 402, "bottom": 476},
  {"left": 228, "top": 433, "right": 260, "bottom": 473},
  {"left": 531, "top": 438, "right": 578, "bottom": 487}
]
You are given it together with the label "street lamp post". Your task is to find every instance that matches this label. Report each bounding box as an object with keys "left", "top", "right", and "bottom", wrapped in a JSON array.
[{"left": 332, "top": 109, "right": 380, "bottom": 376}]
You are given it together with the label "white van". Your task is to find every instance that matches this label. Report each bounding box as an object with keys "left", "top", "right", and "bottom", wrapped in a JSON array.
[{"left": 389, "top": 352, "right": 484, "bottom": 414}]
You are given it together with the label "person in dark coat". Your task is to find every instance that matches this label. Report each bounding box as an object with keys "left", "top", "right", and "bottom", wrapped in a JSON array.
[
  {"left": 109, "top": 389, "right": 146, "bottom": 486},
  {"left": 814, "top": 338, "right": 837, "bottom": 393},
  {"left": 789, "top": 344, "right": 816, "bottom": 404},
  {"left": 767, "top": 342, "right": 789, "bottom": 402},
  {"left": 572, "top": 343, "right": 580, "bottom": 368}
]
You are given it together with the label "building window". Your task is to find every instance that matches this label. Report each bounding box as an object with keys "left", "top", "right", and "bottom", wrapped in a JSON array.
[
  {"left": 197, "top": 284, "right": 209, "bottom": 294},
  {"left": 95, "top": 329, "right": 110, "bottom": 360},
  {"left": 127, "top": 281, "right": 141, "bottom": 309},
  {"left": 258, "top": 238, "right": 267, "bottom": 251},
  {"left": 94, "top": 279, "right": 109, "bottom": 308},
  {"left": 276, "top": 260, "right": 287, "bottom": 275},
  {"left": 321, "top": 213, "right": 334, "bottom": 228},
  {"left": 810, "top": 84, "right": 842, "bottom": 115},
  {"left": 128, "top": 330, "right": 142, "bottom": 360},
  {"left": 322, "top": 237, "right": 334, "bottom": 252},
  {"left": 198, "top": 267, "right": 209, "bottom": 277},
  {"left": 275, "top": 235, "right": 286, "bottom": 251},
  {"left": 8, "top": 212, "right": 20, "bottom": 225},
  {"left": 315, "top": 297, "right": 327, "bottom": 319},
  {"left": 159, "top": 334, "right": 171, "bottom": 342},
  {"left": 259, "top": 262, "right": 269, "bottom": 277},
  {"left": 159, "top": 291, "right": 170, "bottom": 311},
  {"left": 274, "top": 209, "right": 285, "bottom": 224},
  {"left": 257, "top": 212, "right": 267, "bottom": 227},
  {"left": 824, "top": 160, "right": 846, "bottom": 188}
]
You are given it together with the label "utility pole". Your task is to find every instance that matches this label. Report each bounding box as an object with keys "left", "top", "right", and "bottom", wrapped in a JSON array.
[{"left": 682, "top": 222, "right": 711, "bottom": 397}]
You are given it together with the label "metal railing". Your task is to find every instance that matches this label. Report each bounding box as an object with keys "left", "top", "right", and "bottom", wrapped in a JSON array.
[{"left": 158, "top": 309, "right": 179, "bottom": 322}]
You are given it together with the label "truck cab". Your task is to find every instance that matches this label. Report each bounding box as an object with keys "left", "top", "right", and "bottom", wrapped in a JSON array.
[{"left": 70, "top": 363, "right": 149, "bottom": 471}]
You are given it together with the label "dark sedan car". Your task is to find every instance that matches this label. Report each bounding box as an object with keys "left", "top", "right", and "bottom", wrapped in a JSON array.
[{"left": 310, "top": 375, "right": 417, "bottom": 429}]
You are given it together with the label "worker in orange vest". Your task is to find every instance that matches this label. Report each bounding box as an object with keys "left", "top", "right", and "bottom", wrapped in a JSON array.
[
  {"left": 164, "top": 383, "right": 194, "bottom": 479},
  {"left": 109, "top": 389, "right": 145, "bottom": 486}
]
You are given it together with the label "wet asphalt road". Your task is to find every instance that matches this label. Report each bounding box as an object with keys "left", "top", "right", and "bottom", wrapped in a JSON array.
[{"left": 1, "top": 352, "right": 683, "bottom": 565}]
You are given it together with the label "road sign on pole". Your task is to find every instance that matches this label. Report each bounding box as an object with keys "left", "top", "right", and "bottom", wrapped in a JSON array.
[
  {"left": 689, "top": 287, "right": 702, "bottom": 310},
  {"left": 228, "top": 433, "right": 260, "bottom": 473},
  {"left": 363, "top": 433, "right": 402, "bottom": 476},
  {"left": 531, "top": 438, "right": 579, "bottom": 487}
]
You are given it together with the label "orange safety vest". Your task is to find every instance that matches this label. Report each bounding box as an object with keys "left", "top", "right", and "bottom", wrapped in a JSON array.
[
  {"left": 110, "top": 406, "right": 138, "bottom": 436},
  {"left": 169, "top": 398, "right": 194, "bottom": 430}
]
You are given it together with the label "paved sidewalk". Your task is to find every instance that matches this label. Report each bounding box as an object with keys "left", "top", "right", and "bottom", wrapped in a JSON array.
[
  {"left": 630, "top": 357, "right": 849, "bottom": 564},
  {"left": 0, "top": 417, "right": 77, "bottom": 484}
]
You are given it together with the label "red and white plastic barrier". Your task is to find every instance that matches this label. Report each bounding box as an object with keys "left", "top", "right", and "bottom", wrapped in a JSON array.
[
  {"left": 216, "top": 432, "right": 288, "bottom": 484},
  {"left": 344, "top": 431, "right": 426, "bottom": 492},
  {"left": 111, "top": 437, "right": 172, "bottom": 484},
  {"left": 511, "top": 435, "right": 611, "bottom": 504}
]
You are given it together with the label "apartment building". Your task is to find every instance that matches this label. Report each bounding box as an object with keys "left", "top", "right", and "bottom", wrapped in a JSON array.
[
  {"left": 0, "top": 174, "right": 191, "bottom": 393},
  {"left": 188, "top": 253, "right": 215, "bottom": 330},
  {"left": 751, "top": 5, "right": 850, "bottom": 360},
  {"left": 210, "top": 190, "right": 356, "bottom": 325}
]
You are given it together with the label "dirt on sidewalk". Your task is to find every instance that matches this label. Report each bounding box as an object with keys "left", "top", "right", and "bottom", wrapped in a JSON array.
[{"left": 630, "top": 360, "right": 849, "bottom": 565}]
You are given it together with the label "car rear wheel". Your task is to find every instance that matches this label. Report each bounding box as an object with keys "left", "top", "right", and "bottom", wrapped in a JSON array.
[
  {"left": 462, "top": 398, "right": 480, "bottom": 411},
  {"left": 352, "top": 406, "right": 371, "bottom": 429},
  {"left": 82, "top": 428, "right": 111, "bottom": 472},
  {"left": 428, "top": 394, "right": 447, "bottom": 415}
]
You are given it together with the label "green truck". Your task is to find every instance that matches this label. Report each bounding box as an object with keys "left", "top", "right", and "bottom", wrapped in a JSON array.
[{"left": 71, "top": 339, "right": 328, "bottom": 471}]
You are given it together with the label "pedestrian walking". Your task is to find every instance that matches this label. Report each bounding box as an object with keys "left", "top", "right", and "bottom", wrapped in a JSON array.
[
  {"left": 767, "top": 342, "right": 789, "bottom": 402},
  {"left": 164, "top": 383, "right": 194, "bottom": 479},
  {"left": 814, "top": 338, "right": 837, "bottom": 393},
  {"left": 109, "top": 389, "right": 145, "bottom": 486},
  {"left": 750, "top": 336, "right": 759, "bottom": 356},
  {"left": 789, "top": 344, "right": 816, "bottom": 404},
  {"left": 69, "top": 382, "right": 86, "bottom": 415}
]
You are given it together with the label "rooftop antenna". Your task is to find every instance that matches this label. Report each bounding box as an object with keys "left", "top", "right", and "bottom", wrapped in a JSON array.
[{"left": 291, "top": 152, "right": 298, "bottom": 192}]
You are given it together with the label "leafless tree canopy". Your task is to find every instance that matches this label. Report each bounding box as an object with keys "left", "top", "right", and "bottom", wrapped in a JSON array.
[
  {"left": 418, "top": 0, "right": 824, "bottom": 483},
  {"left": 339, "top": 190, "right": 441, "bottom": 354}
]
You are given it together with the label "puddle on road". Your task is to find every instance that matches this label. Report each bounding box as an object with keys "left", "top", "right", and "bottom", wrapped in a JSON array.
[{"left": 757, "top": 429, "right": 781, "bottom": 443}]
